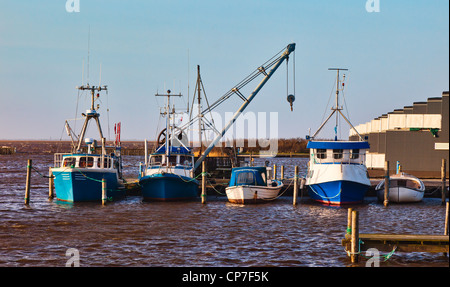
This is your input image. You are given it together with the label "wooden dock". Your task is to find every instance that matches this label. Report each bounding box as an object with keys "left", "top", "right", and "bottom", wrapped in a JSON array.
[{"left": 342, "top": 204, "right": 449, "bottom": 263}]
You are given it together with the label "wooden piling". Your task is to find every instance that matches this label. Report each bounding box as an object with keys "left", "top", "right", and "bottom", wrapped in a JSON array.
[
  {"left": 280, "top": 165, "right": 285, "bottom": 180},
  {"left": 293, "top": 166, "right": 298, "bottom": 206},
  {"left": 273, "top": 164, "right": 277, "bottom": 180},
  {"left": 25, "top": 159, "right": 32, "bottom": 205},
  {"left": 202, "top": 161, "right": 206, "bottom": 204},
  {"left": 445, "top": 201, "right": 449, "bottom": 236},
  {"left": 351, "top": 210, "right": 359, "bottom": 263},
  {"left": 102, "top": 178, "right": 107, "bottom": 205},
  {"left": 442, "top": 159, "right": 447, "bottom": 205},
  {"left": 48, "top": 167, "right": 54, "bottom": 200},
  {"left": 299, "top": 177, "right": 305, "bottom": 201},
  {"left": 384, "top": 161, "right": 389, "bottom": 207},
  {"left": 347, "top": 208, "right": 353, "bottom": 235}
]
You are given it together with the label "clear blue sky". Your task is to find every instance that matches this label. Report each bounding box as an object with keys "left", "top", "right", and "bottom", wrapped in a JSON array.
[{"left": 0, "top": 0, "right": 448, "bottom": 141}]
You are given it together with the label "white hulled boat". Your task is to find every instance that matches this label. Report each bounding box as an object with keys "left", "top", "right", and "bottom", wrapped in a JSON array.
[{"left": 305, "top": 69, "right": 370, "bottom": 205}]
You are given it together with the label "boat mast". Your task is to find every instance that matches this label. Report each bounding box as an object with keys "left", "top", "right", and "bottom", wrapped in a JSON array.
[
  {"left": 310, "top": 68, "right": 364, "bottom": 141},
  {"left": 156, "top": 90, "right": 182, "bottom": 159},
  {"left": 330, "top": 68, "right": 347, "bottom": 140},
  {"left": 75, "top": 84, "right": 108, "bottom": 153}
]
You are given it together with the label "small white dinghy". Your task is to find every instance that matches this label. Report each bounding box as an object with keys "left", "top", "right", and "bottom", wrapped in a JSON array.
[
  {"left": 376, "top": 172, "right": 425, "bottom": 203},
  {"left": 226, "top": 167, "right": 284, "bottom": 204}
]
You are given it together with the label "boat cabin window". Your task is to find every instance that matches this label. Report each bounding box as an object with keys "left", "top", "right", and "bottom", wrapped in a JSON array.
[
  {"left": 96, "top": 157, "right": 111, "bottom": 168},
  {"left": 333, "top": 149, "right": 343, "bottom": 160},
  {"left": 236, "top": 172, "right": 256, "bottom": 186},
  {"left": 63, "top": 157, "right": 76, "bottom": 167},
  {"left": 179, "top": 155, "right": 192, "bottom": 166},
  {"left": 350, "top": 149, "right": 360, "bottom": 159},
  {"left": 316, "top": 149, "right": 327, "bottom": 159},
  {"left": 260, "top": 172, "right": 267, "bottom": 185},
  {"left": 79, "top": 156, "right": 94, "bottom": 168},
  {"left": 150, "top": 155, "right": 163, "bottom": 165},
  {"left": 168, "top": 155, "right": 178, "bottom": 166}
]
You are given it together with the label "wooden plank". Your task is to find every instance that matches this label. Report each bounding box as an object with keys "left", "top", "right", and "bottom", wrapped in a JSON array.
[{"left": 359, "top": 234, "right": 449, "bottom": 242}]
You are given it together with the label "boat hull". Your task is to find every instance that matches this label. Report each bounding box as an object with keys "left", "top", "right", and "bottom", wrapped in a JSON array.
[
  {"left": 376, "top": 187, "right": 424, "bottom": 203},
  {"left": 52, "top": 168, "right": 125, "bottom": 202},
  {"left": 225, "top": 183, "right": 282, "bottom": 204},
  {"left": 139, "top": 173, "right": 199, "bottom": 201},
  {"left": 375, "top": 173, "right": 425, "bottom": 203},
  {"left": 307, "top": 180, "right": 369, "bottom": 205}
]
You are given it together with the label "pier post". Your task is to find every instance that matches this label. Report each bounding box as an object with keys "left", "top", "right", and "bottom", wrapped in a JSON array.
[
  {"left": 445, "top": 201, "right": 449, "bottom": 236},
  {"left": 384, "top": 161, "right": 389, "bottom": 207},
  {"left": 442, "top": 159, "right": 447, "bottom": 205},
  {"left": 351, "top": 210, "right": 359, "bottom": 263},
  {"left": 293, "top": 166, "right": 298, "bottom": 206},
  {"left": 102, "top": 178, "right": 107, "bottom": 205},
  {"left": 444, "top": 201, "right": 449, "bottom": 257},
  {"left": 347, "top": 208, "right": 353, "bottom": 235},
  {"left": 144, "top": 139, "right": 148, "bottom": 166},
  {"left": 202, "top": 161, "right": 206, "bottom": 204},
  {"left": 273, "top": 164, "right": 277, "bottom": 180},
  {"left": 280, "top": 165, "right": 285, "bottom": 180},
  {"left": 299, "top": 177, "right": 305, "bottom": 201},
  {"left": 25, "top": 159, "right": 32, "bottom": 205},
  {"left": 48, "top": 167, "right": 54, "bottom": 200}
]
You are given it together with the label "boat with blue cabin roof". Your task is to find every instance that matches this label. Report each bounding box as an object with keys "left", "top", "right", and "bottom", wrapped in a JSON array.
[
  {"left": 139, "top": 90, "right": 199, "bottom": 201},
  {"left": 51, "top": 84, "right": 125, "bottom": 202},
  {"left": 226, "top": 166, "right": 283, "bottom": 204},
  {"left": 305, "top": 69, "right": 370, "bottom": 205}
]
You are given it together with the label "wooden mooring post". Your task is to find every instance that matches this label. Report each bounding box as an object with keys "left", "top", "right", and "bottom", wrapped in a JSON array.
[
  {"left": 202, "top": 161, "right": 206, "bottom": 204},
  {"left": 442, "top": 159, "right": 447, "bottom": 205},
  {"left": 384, "top": 161, "right": 389, "bottom": 207},
  {"left": 293, "top": 166, "right": 298, "bottom": 206},
  {"left": 342, "top": 208, "right": 449, "bottom": 263},
  {"left": 102, "top": 178, "right": 107, "bottom": 205},
  {"left": 280, "top": 165, "right": 284, "bottom": 180},
  {"left": 48, "top": 167, "right": 54, "bottom": 200},
  {"left": 273, "top": 164, "right": 277, "bottom": 180},
  {"left": 350, "top": 210, "right": 359, "bottom": 263},
  {"left": 445, "top": 201, "right": 449, "bottom": 236},
  {"left": 24, "top": 159, "right": 32, "bottom": 205}
]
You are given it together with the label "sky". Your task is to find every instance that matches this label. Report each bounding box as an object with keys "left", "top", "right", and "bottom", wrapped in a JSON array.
[{"left": 0, "top": 0, "right": 448, "bottom": 142}]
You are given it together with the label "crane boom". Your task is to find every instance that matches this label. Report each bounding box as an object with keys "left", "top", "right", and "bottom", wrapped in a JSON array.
[{"left": 194, "top": 43, "right": 295, "bottom": 170}]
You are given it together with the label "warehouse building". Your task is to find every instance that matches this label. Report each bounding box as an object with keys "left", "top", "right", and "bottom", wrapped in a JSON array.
[{"left": 350, "top": 91, "right": 449, "bottom": 178}]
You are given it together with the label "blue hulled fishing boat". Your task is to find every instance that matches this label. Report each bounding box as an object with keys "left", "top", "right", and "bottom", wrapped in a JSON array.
[
  {"left": 51, "top": 85, "right": 125, "bottom": 202},
  {"left": 305, "top": 69, "right": 370, "bottom": 205},
  {"left": 139, "top": 90, "right": 199, "bottom": 201}
]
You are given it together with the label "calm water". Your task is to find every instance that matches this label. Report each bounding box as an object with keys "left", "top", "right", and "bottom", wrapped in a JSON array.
[{"left": 0, "top": 154, "right": 448, "bottom": 267}]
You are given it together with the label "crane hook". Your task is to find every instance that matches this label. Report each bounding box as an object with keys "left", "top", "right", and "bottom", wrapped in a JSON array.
[{"left": 287, "top": 94, "right": 295, "bottom": 111}]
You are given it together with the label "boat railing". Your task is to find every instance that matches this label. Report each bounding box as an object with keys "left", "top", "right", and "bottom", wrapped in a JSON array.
[{"left": 54, "top": 153, "right": 71, "bottom": 168}]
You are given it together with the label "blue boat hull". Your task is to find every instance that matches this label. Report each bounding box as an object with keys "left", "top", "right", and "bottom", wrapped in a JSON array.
[
  {"left": 307, "top": 180, "right": 369, "bottom": 205},
  {"left": 52, "top": 169, "right": 125, "bottom": 202},
  {"left": 139, "top": 173, "right": 199, "bottom": 201}
]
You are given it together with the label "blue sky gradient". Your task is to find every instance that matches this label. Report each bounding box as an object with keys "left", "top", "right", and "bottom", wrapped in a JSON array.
[{"left": 0, "top": 0, "right": 448, "bottom": 140}]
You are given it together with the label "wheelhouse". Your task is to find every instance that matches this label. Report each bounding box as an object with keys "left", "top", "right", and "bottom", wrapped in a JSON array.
[
  {"left": 55, "top": 153, "right": 119, "bottom": 170},
  {"left": 229, "top": 167, "right": 268, "bottom": 187},
  {"left": 307, "top": 141, "right": 370, "bottom": 165}
]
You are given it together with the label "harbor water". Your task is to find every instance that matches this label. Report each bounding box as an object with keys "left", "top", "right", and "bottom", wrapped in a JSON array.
[{"left": 0, "top": 153, "right": 448, "bottom": 267}]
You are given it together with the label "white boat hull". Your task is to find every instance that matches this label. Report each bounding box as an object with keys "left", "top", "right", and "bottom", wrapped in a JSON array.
[
  {"left": 225, "top": 183, "right": 283, "bottom": 204},
  {"left": 377, "top": 186, "right": 424, "bottom": 203},
  {"left": 375, "top": 173, "right": 425, "bottom": 203}
]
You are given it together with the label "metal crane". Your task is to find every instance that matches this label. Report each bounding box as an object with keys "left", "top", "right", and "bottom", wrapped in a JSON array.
[{"left": 190, "top": 43, "right": 296, "bottom": 170}]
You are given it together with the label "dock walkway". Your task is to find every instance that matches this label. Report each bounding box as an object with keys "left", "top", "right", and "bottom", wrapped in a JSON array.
[{"left": 342, "top": 204, "right": 449, "bottom": 263}]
